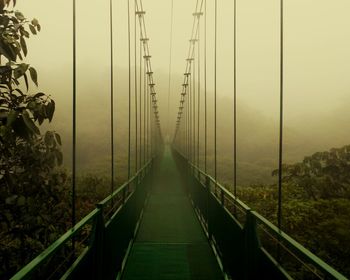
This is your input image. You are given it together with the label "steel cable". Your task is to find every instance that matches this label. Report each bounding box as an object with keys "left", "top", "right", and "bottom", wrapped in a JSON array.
[
  {"left": 204, "top": 0, "right": 207, "bottom": 173},
  {"left": 214, "top": 0, "right": 217, "bottom": 181},
  {"left": 109, "top": 0, "right": 115, "bottom": 196},
  {"left": 127, "top": 0, "right": 131, "bottom": 180},
  {"left": 134, "top": 2, "right": 138, "bottom": 173},
  {"left": 278, "top": 0, "right": 284, "bottom": 230},
  {"left": 167, "top": 0, "right": 174, "bottom": 140},
  {"left": 233, "top": 0, "right": 237, "bottom": 211},
  {"left": 72, "top": 1, "right": 77, "bottom": 252}
]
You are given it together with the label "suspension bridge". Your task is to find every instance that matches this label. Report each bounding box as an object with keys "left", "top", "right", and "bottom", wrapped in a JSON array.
[{"left": 9, "top": 0, "right": 348, "bottom": 279}]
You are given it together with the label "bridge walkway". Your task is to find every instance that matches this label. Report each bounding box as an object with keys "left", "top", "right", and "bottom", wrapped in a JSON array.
[{"left": 122, "top": 147, "right": 223, "bottom": 280}]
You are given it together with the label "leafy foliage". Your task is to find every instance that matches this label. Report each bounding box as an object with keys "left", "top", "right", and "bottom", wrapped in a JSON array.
[
  {"left": 237, "top": 145, "right": 350, "bottom": 278},
  {"left": 0, "top": 2, "right": 68, "bottom": 278},
  {"left": 273, "top": 145, "right": 350, "bottom": 200}
]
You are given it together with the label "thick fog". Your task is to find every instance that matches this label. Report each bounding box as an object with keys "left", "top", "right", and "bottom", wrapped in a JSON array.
[{"left": 16, "top": 0, "right": 350, "bottom": 184}]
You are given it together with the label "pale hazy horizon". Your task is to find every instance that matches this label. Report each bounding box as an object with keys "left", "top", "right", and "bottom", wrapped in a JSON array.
[{"left": 13, "top": 0, "right": 350, "bottom": 180}]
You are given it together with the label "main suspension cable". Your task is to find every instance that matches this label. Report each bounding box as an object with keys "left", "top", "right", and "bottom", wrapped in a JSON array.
[
  {"left": 173, "top": 0, "right": 203, "bottom": 151},
  {"left": 135, "top": 0, "right": 163, "bottom": 150}
]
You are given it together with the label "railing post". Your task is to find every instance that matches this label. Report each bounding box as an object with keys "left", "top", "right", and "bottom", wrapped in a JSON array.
[
  {"left": 220, "top": 188, "right": 224, "bottom": 206},
  {"left": 123, "top": 186, "right": 127, "bottom": 204},
  {"left": 243, "top": 210, "right": 261, "bottom": 280},
  {"left": 95, "top": 203, "right": 106, "bottom": 280},
  {"left": 186, "top": 160, "right": 191, "bottom": 194},
  {"left": 205, "top": 175, "right": 212, "bottom": 239}
]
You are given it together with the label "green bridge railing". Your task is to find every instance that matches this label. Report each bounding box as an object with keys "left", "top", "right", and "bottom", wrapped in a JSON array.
[
  {"left": 10, "top": 150, "right": 347, "bottom": 280},
  {"left": 10, "top": 159, "right": 154, "bottom": 280},
  {"left": 173, "top": 149, "right": 347, "bottom": 280}
]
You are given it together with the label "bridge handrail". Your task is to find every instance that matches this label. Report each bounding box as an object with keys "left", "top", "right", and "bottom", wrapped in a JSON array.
[
  {"left": 252, "top": 211, "right": 348, "bottom": 280},
  {"left": 98, "top": 158, "right": 153, "bottom": 206},
  {"left": 10, "top": 159, "right": 154, "bottom": 280},
  {"left": 10, "top": 208, "right": 100, "bottom": 280},
  {"left": 174, "top": 149, "right": 347, "bottom": 280},
  {"left": 177, "top": 150, "right": 250, "bottom": 212}
]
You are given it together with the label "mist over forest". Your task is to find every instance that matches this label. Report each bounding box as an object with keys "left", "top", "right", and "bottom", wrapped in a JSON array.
[
  {"left": 44, "top": 66, "right": 350, "bottom": 187},
  {"left": 2, "top": 0, "right": 350, "bottom": 278}
]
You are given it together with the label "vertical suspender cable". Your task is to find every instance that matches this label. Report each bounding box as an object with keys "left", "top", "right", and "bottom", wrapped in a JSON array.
[
  {"left": 278, "top": 0, "right": 284, "bottom": 230},
  {"left": 143, "top": 52, "right": 146, "bottom": 164},
  {"left": 150, "top": 83, "right": 153, "bottom": 157},
  {"left": 167, "top": 0, "right": 174, "bottom": 141},
  {"left": 189, "top": 69, "right": 191, "bottom": 162},
  {"left": 134, "top": 3, "right": 138, "bottom": 173},
  {"left": 193, "top": 48, "right": 196, "bottom": 167},
  {"left": 110, "top": 0, "right": 115, "bottom": 196},
  {"left": 187, "top": 83, "right": 190, "bottom": 159},
  {"left": 197, "top": 19, "right": 200, "bottom": 168},
  {"left": 72, "top": 0, "right": 77, "bottom": 231},
  {"left": 233, "top": 0, "right": 237, "bottom": 202},
  {"left": 127, "top": 0, "right": 131, "bottom": 180},
  {"left": 214, "top": 0, "right": 217, "bottom": 181},
  {"left": 147, "top": 69, "right": 150, "bottom": 160},
  {"left": 204, "top": 0, "right": 207, "bottom": 173},
  {"left": 183, "top": 100, "right": 186, "bottom": 154},
  {"left": 146, "top": 68, "right": 148, "bottom": 160},
  {"left": 139, "top": 40, "right": 142, "bottom": 167}
]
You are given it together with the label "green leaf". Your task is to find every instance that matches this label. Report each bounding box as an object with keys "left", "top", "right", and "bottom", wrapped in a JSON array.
[
  {"left": 55, "top": 132, "right": 62, "bottom": 145},
  {"left": 23, "top": 72, "right": 29, "bottom": 91},
  {"left": 13, "top": 63, "right": 29, "bottom": 79},
  {"left": 20, "top": 36, "right": 27, "bottom": 56},
  {"left": 29, "top": 67, "right": 38, "bottom": 86},
  {"left": 9, "top": 47, "right": 17, "bottom": 61},
  {"left": 12, "top": 116, "right": 30, "bottom": 140},
  {"left": 44, "top": 131, "right": 54, "bottom": 146},
  {"left": 14, "top": 11, "right": 25, "bottom": 21},
  {"left": 31, "top": 18, "right": 39, "bottom": 26},
  {"left": 29, "top": 24, "right": 37, "bottom": 35},
  {"left": 22, "top": 111, "right": 40, "bottom": 135},
  {"left": 17, "top": 196, "right": 26, "bottom": 206},
  {"left": 7, "top": 110, "right": 18, "bottom": 126},
  {"left": 0, "top": 125, "right": 7, "bottom": 137},
  {"left": 34, "top": 92, "right": 45, "bottom": 98},
  {"left": 55, "top": 150, "right": 63, "bottom": 165},
  {"left": 0, "top": 42, "right": 13, "bottom": 61},
  {"left": 22, "top": 29, "right": 30, "bottom": 38},
  {"left": 0, "top": 65, "right": 11, "bottom": 75},
  {"left": 27, "top": 101, "right": 36, "bottom": 110},
  {"left": 46, "top": 100, "right": 55, "bottom": 122},
  {"left": 37, "top": 114, "right": 44, "bottom": 125},
  {"left": 5, "top": 195, "right": 18, "bottom": 205}
]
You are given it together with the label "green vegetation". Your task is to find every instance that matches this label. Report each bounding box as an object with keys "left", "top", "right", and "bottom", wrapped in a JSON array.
[
  {"left": 236, "top": 145, "right": 350, "bottom": 278},
  {"left": 0, "top": 1, "right": 349, "bottom": 279},
  {"left": 0, "top": 2, "right": 69, "bottom": 278}
]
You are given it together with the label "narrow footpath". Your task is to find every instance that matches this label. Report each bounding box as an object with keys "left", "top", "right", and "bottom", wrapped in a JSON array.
[{"left": 122, "top": 146, "right": 223, "bottom": 280}]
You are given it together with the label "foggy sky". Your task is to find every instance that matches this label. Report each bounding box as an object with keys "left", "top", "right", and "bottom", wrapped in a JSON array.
[{"left": 14, "top": 0, "right": 350, "bottom": 170}]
